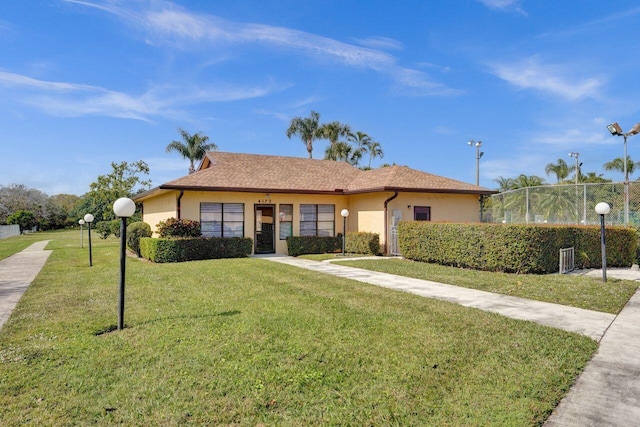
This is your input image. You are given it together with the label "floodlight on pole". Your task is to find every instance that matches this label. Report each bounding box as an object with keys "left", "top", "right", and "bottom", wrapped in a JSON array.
[
  {"left": 568, "top": 152, "right": 580, "bottom": 186},
  {"left": 467, "top": 139, "right": 484, "bottom": 186},
  {"left": 606, "top": 121, "right": 640, "bottom": 225}
]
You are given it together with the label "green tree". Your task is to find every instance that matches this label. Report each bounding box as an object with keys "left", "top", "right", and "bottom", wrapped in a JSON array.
[
  {"left": 603, "top": 156, "right": 637, "bottom": 181},
  {"left": 319, "top": 121, "right": 352, "bottom": 149},
  {"left": 7, "top": 210, "right": 37, "bottom": 233},
  {"left": 494, "top": 176, "right": 516, "bottom": 192},
  {"left": 286, "top": 111, "right": 323, "bottom": 159},
  {"left": 544, "top": 158, "right": 573, "bottom": 183},
  {"left": 581, "top": 172, "right": 611, "bottom": 183},
  {"left": 73, "top": 161, "right": 151, "bottom": 222},
  {"left": 512, "top": 174, "right": 545, "bottom": 189},
  {"left": 348, "top": 131, "right": 384, "bottom": 169},
  {"left": 166, "top": 128, "right": 217, "bottom": 174}
]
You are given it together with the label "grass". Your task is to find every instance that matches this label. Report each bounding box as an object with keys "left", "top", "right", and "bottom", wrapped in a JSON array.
[
  {"left": 0, "top": 231, "right": 599, "bottom": 425},
  {"left": 334, "top": 258, "right": 639, "bottom": 314},
  {"left": 0, "top": 229, "right": 71, "bottom": 261}
]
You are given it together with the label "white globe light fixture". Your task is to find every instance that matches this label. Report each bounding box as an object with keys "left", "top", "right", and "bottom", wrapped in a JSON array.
[
  {"left": 595, "top": 202, "right": 611, "bottom": 282},
  {"left": 113, "top": 197, "right": 136, "bottom": 331},
  {"left": 341, "top": 209, "right": 349, "bottom": 256},
  {"left": 83, "top": 214, "right": 95, "bottom": 266}
]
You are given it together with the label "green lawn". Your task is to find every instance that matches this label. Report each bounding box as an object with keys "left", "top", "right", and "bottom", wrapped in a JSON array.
[
  {"left": 335, "top": 258, "right": 638, "bottom": 314},
  {"left": 0, "top": 231, "right": 598, "bottom": 425},
  {"left": 0, "top": 229, "right": 71, "bottom": 261}
]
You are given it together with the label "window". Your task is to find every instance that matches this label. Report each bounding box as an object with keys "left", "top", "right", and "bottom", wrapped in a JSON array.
[
  {"left": 300, "top": 204, "right": 335, "bottom": 237},
  {"left": 414, "top": 206, "right": 431, "bottom": 221},
  {"left": 279, "top": 204, "right": 293, "bottom": 240},
  {"left": 201, "top": 203, "right": 244, "bottom": 237}
]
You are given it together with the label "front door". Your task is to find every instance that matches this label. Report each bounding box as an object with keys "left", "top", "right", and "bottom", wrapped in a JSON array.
[{"left": 255, "top": 205, "right": 275, "bottom": 254}]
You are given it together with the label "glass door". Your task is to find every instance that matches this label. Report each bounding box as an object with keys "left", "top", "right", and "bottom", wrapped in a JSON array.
[{"left": 255, "top": 205, "right": 275, "bottom": 253}]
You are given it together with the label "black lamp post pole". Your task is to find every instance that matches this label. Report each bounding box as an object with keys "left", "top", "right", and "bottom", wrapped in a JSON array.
[
  {"left": 118, "top": 216, "right": 127, "bottom": 330},
  {"left": 87, "top": 222, "right": 93, "bottom": 267},
  {"left": 600, "top": 213, "right": 607, "bottom": 283}
]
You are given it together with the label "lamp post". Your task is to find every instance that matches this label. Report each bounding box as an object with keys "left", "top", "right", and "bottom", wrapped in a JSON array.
[
  {"left": 79, "top": 219, "right": 85, "bottom": 248},
  {"left": 568, "top": 152, "right": 580, "bottom": 186},
  {"left": 467, "top": 139, "right": 484, "bottom": 186},
  {"left": 113, "top": 197, "right": 136, "bottom": 331},
  {"left": 607, "top": 122, "right": 640, "bottom": 225},
  {"left": 340, "top": 209, "right": 349, "bottom": 256},
  {"left": 595, "top": 202, "right": 611, "bottom": 282},
  {"left": 83, "top": 214, "right": 94, "bottom": 266}
]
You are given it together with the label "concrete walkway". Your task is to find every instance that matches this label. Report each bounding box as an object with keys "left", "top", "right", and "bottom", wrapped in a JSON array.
[
  {"left": 263, "top": 255, "right": 640, "bottom": 427},
  {"left": 0, "top": 240, "right": 51, "bottom": 330}
]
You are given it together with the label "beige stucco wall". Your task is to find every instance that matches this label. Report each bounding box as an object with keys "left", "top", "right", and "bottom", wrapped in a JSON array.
[
  {"left": 142, "top": 190, "right": 179, "bottom": 236},
  {"left": 141, "top": 189, "right": 481, "bottom": 255},
  {"left": 179, "top": 191, "right": 349, "bottom": 254}
]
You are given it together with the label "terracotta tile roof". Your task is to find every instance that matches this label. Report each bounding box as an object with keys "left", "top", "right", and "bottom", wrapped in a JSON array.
[{"left": 157, "top": 152, "right": 495, "bottom": 195}]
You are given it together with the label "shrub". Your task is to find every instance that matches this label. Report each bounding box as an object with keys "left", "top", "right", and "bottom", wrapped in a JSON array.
[
  {"left": 94, "top": 220, "right": 121, "bottom": 239},
  {"left": 398, "top": 222, "right": 636, "bottom": 274},
  {"left": 126, "top": 221, "right": 152, "bottom": 257},
  {"left": 6, "top": 210, "right": 37, "bottom": 234},
  {"left": 94, "top": 221, "right": 112, "bottom": 239},
  {"left": 140, "top": 237, "right": 252, "bottom": 263},
  {"left": 156, "top": 218, "right": 202, "bottom": 238},
  {"left": 286, "top": 235, "right": 341, "bottom": 256},
  {"left": 345, "top": 232, "right": 380, "bottom": 255}
]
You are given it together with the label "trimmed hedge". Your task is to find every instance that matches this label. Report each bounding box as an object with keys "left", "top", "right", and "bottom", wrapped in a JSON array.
[
  {"left": 140, "top": 237, "right": 252, "bottom": 263},
  {"left": 345, "top": 232, "right": 380, "bottom": 255},
  {"left": 286, "top": 235, "right": 341, "bottom": 256},
  {"left": 126, "top": 221, "right": 152, "bottom": 257},
  {"left": 398, "top": 222, "right": 637, "bottom": 274}
]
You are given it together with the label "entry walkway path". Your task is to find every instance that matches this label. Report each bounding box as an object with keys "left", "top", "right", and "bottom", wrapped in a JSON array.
[
  {"left": 265, "top": 255, "right": 615, "bottom": 341},
  {"left": 0, "top": 240, "right": 51, "bottom": 330},
  {"left": 264, "top": 255, "right": 640, "bottom": 427}
]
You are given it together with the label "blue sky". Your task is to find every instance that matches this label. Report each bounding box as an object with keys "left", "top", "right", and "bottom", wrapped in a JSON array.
[{"left": 1, "top": 0, "right": 640, "bottom": 195}]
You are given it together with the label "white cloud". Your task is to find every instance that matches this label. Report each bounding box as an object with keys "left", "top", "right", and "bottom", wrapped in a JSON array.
[
  {"left": 64, "top": 0, "right": 458, "bottom": 96},
  {"left": 488, "top": 56, "right": 605, "bottom": 101},
  {"left": 353, "top": 36, "right": 403, "bottom": 51},
  {"left": 0, "top": 71, "right": 285, "bottom": 121},
  {"left": 477, "top": 0, "right": 526, "bottom": 15}
]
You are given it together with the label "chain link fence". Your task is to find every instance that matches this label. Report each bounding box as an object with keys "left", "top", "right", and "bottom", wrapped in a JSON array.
[{"left": 484, "top": 182, "right": 640, "bottom": 227}]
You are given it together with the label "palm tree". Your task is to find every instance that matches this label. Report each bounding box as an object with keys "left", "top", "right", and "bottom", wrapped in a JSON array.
[
  {"left": 544, "top": 159, "right": 573, "bottom": 183},
  {"left": 318, "top": 121, "right": 352, "bottom": 149},
  {"left": 324, "top": 141, "right": 363, "bottom": 166},
  {"left": 166, "top": 128, "right": 217, "bottom": 174},
  {"left": 286, "top": 111, "right": 323, "bottom": 159},
  {"left": 582, "top": 172, "right": 611, "bottom": 183},
  {"left": 603, "top": 156, "right": 637, "bottom": 181},
  {"left": 512, "top": 174, "right": 545, "bottom": 189},
  {"left": 494, "top": 176, "right": 516, "bottom": 192}
]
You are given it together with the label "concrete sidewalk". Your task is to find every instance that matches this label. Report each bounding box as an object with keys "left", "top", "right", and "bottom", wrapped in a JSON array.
[
  {"left": 0, "top": 240, "right": 51, "bottom": 330},
  {"left": 264, "top": 255, "right": 640, "bottom": 427}
]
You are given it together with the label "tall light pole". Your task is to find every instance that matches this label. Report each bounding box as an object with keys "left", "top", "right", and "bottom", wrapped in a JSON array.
[
  {"left": 595, "top": 202, "right": 611, "bottom": 282},
  {"left": 113, "top": 197, "right": 136, "bottom": 330},
  {"left": 83, "top": 214, "right": 94, "bottom": 267},
  {"left": 467, "top": 139, "right": 484, "bottom": 186},
  {"left": 607, "top": 122, "right": 640, "bottom": 225},
  {"left": 568, "top": 152, "right": 580, "bottom": 186}
]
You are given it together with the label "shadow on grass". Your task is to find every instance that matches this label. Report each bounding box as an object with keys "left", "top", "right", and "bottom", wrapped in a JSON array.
[{"left": 93, "top": 310, "right": 243, "bottom": 335}]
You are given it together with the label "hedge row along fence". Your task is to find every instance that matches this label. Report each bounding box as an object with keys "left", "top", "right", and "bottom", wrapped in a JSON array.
[
  {"left": 140, "top": 237, "right": 252, "bottom": 263},
  {"left": 398, "top": 222, "right": 637, "bottom": 274}
]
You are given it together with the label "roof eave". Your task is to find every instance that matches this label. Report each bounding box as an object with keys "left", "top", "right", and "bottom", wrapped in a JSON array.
[{"left": 344, "top": 186, "right": 497, "bottom": 195}]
